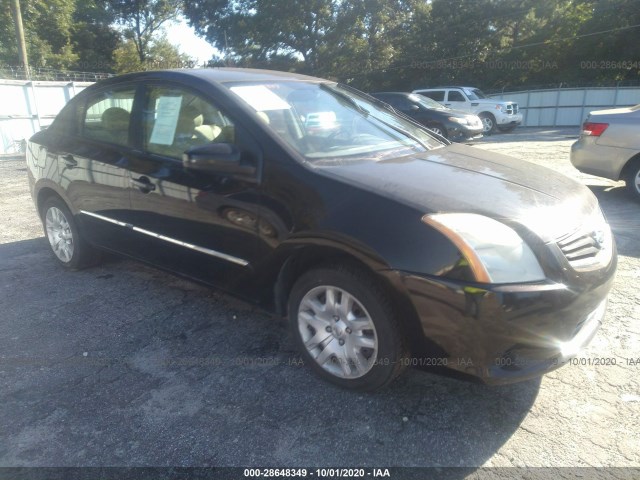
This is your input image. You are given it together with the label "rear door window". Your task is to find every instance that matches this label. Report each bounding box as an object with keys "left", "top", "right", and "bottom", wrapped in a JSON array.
[
  {"left": 447, "top": 90, "right": 466, "bottom": 102},
  {"left": 420, "top": 90, "right": 445, "bottom": 102},
  {"left": 83, "top": 87, "right": 136, "bottom": 146}
]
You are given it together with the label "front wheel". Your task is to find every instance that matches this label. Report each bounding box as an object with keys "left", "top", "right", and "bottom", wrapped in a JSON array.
[
  {"left": 41, "top": 196, "right": 101, "bottom": 269},
  {"left": 288, "top": 266, "right": 408, "bottom": 391},
  {"left": 479, "top": 113, "right": 496, "bottom": 134},
  {"left": 625, "top": 160, "right": 640, "bottom": 201},
  {"left": 428, "top": 124, "right": 447, "bottom": 139}
]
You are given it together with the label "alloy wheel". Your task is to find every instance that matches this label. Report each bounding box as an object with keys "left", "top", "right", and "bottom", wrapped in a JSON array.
[
  {"left": 45, "top": 206, "right": 74, "bottom": 262},
  {"left": 481, "top": 116, "right": 494, "bottom": 133}
]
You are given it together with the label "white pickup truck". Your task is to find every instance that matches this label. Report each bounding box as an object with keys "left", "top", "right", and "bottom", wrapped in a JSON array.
[{"left": 412, "top": 86, "right": 522, "bottom": 134}]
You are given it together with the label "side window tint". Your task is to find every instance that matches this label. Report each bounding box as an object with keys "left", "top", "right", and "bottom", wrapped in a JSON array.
[
  {"left": 398, "top": 98, "right": 414, "bottom": 110},
  {"left": 421, "top": 90, "right": 445, "bottom": 102},
  {"left": 83, "top": 87, "right": 136, "bottom": 146},
  {"left": 382, "top": 97, "right": 401, "bottom": 108},
  {"left": 387, "top": 96, "right": 411, "bottom": 110},
  {"left": 144, "top": 86, "right": 235, "bottom": 159},
  {"left": 448, "top": 91, "right": 466, "bottom": 102}
]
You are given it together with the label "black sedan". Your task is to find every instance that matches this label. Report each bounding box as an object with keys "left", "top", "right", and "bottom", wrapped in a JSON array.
[
  {"left": 370, "top": 91, "right": 483, "bottom": 141},
  {"left": 26, "top": 68, "right": 616, "bottom": 391}
]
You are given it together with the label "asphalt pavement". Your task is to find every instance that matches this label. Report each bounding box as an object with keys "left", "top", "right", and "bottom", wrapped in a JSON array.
[{"left": 0, "top": 129, "right": 638, "bottom": 473}]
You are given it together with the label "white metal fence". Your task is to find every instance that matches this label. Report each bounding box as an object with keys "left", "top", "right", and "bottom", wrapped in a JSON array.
[
  {"left": 0, "top": 79, "right": 92, "bottom": 155},
  {"left": 2, "top": 80, "right": 640, "bottom": 154},
  {"left": 490, "top": 86, "right": 640, "bottom": 127}
]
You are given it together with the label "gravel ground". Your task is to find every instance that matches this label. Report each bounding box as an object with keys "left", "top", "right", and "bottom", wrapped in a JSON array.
[{"left": 0, "top": 128, "right": 638, "bottom": 472}]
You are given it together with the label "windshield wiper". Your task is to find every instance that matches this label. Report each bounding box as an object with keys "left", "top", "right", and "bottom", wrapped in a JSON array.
[
  {"left": 320, "top": 84, "right": 370, "bottom": 116},
  {"left": 323, "top": 83, "right": 448, "bottom": 149}
]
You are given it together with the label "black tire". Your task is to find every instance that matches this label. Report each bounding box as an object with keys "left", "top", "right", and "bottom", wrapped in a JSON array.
[
  {"left": 288, "top": 265, "right": 408, "bottom": 391},
  {"left": 625, "top": 160, "right": 640, "bottom": 201},
  {"left": 428, "top": 124, "right": 448, "bottom": 139},
  {"left": 479, "top": 112, "right": 496, "bottom": 134},
  {"left": 41, "top": 196, "right": 101, "bottom": 269},
  {"left": 497, "top": 125, "right": 517, "bottom": 133}
]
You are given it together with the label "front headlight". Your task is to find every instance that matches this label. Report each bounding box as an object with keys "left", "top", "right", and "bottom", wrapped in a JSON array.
[
  {"left": 495, "top": 104, "right": 505, "bottom": 112},
  {"left": 448, "top": 116, "right": 469, "bottom": 125},
  {"left": 422, "top": 213, "right": 546, "bottom": 284}
]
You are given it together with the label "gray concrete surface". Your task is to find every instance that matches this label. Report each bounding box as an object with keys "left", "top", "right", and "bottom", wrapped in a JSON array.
[{"left": 0, "top": 128, "right": 638, "bottom": 469}]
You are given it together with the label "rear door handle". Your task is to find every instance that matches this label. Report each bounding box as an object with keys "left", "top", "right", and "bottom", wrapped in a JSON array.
[
  {"left": 62, "top": 154, "right": 77, "bottom": 168},
  {"left": 131, "top": 176, "right": 156, "bottom": 193}
]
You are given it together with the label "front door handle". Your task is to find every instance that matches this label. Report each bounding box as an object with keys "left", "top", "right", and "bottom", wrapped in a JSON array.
[
  {"left": 62, "top": 154, "right": 77, "bottom": 168},
  {"left": 131, "top": 176, "right": 156, "bottom": 193}
]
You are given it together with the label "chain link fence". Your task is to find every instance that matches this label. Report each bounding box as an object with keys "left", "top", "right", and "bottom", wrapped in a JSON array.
[{"left": 0, "top": 66, "right": 113, "bottom": 82}]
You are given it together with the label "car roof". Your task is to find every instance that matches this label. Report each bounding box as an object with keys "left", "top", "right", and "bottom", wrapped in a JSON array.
[
  {"left": 414, "top": 86, "right": 475, "bottom": 90},
  {"left": 91, "top": 67, "right": 326, "bottom": 89}
]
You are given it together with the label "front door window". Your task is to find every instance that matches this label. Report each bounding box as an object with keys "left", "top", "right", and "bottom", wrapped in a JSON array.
[{"left": 143, "top": 86, "right": 236, "bottom": 159}]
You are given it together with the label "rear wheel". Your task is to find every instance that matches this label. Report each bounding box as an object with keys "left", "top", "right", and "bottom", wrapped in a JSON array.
[
  {"left": 41, "top": 196, "right": 101, "bottom": 269},
  {"left": 479, "top": 113, "right": 496, "bottom": 134},
  {"left": 625, "top": 160, "right": 640, "bottom": 201},
  {"left": 288, "top": 266, "right": 407, "bottom": 391}
]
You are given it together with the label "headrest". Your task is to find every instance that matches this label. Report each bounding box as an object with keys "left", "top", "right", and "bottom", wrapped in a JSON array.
[
  {"left": 256, "top": 111, "right": 270, "bottom": 124},
  {"left": 101, "top": 107, "right": 129, "bottom": 128},
  {"left": 178, "top": 105, "right": 204, "bottom": 129}
]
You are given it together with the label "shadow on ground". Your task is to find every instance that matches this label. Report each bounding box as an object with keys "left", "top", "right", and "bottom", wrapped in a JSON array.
[
  {"left": 474, "top": 127, "right": 580, "bottom": 144},
  {"left": 0, "top": 238, "right": 540, "bottom": 470},
  {"left": 588, "top": 184, "right": 640, "bottom": 258}
]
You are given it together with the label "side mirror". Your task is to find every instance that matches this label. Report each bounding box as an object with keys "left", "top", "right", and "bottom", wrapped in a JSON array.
[{"left": 182, "top": 143, "right": 256, "bottom": 176}]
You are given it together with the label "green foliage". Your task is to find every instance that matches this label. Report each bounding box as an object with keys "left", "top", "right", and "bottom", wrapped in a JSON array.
[
  {"left": 2, "top": 0, "right": 639, "bottom": 89},
  {"left": 113, "top": 36, "right": 194, "bottom": 73},
  {"left": 183, "top": 0, "right": 640, "bottom": 91},
  {"left": 106, "top": 0, "right": 182, "bottom": 63},
  {"left": 71, "top": 0, "right": 120, "bottom": 72},
  {"left": 1, "top": 0, "right": 79, "bottom": 69}
]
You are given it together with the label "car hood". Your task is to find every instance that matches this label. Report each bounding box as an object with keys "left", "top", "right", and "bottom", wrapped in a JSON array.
[
  {"left": 588, "top": 106, "right": 640, "bottom": 117},
  {"left": 476, "top": 98, "right": 515, "bottom": 106},
  {"left": 315, "top": 143, "right": 598, "bottom": 242},
  {"left": 437, "top": 107, "right": 477, "bottom": 119}
]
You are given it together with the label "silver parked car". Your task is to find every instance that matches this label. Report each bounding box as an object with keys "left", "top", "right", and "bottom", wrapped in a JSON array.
[{"left": 571, "top": 104, "right": 640, "bottom": 200}]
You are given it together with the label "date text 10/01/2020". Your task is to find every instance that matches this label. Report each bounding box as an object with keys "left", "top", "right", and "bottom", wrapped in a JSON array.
[{"left": 244, "top": 468, "right": 391, "bottom": 477}]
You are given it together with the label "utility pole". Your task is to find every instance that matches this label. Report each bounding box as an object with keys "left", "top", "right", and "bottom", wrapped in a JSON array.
[{"left": 10, "top": 0, "right": 30, "bottom": 79}]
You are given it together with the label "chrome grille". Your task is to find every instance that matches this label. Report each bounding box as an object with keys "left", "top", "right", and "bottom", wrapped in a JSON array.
[
  {"left": 505, "top": 103, "right": 519, "bottom": 115},
  {"left": 557, "top": 226, "right": 612, "bottom": 271}
]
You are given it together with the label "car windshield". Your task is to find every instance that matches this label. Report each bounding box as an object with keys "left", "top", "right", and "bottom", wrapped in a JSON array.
[
  {"left": 408, "top": 94, "right": 447, "bottom": 110},
  {"left": 464, "top": 88, "right": 488, "bottom": 100},
  {"left": 225, "top": 81, "right": 443, "bottom": 162}
]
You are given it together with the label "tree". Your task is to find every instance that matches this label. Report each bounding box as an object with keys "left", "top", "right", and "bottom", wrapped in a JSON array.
[
  {"left": 183, "top": 0, "right": 417, "bottom": 82},
  {"left": 1, "top": 0, "right": 78, "bottom": 69},
  {"left": 113, "top": 35, "right": 194, "bottom": 73},
  {"left": 71, "top": 0, "right": 120, "bottom": 72},
  {"left": 184, "top": 0, "right": 339, "bottom": 73},
  {"left": 106, "top": 0, "right": 182, "bottom": 64},
  {"left": 331, "top": 0, "right": 420, "bottom": 89}
]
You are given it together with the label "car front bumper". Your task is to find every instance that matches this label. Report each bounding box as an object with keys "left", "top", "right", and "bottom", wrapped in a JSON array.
[
  {"left": 446, "top": 124, "right": 484, "bottom": 141},
  {"left": 394, "top": 254, "right": 616, "bottom": 385},
  {"left": 496, "top": 112, "right": 523, "bottom": 126}
]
